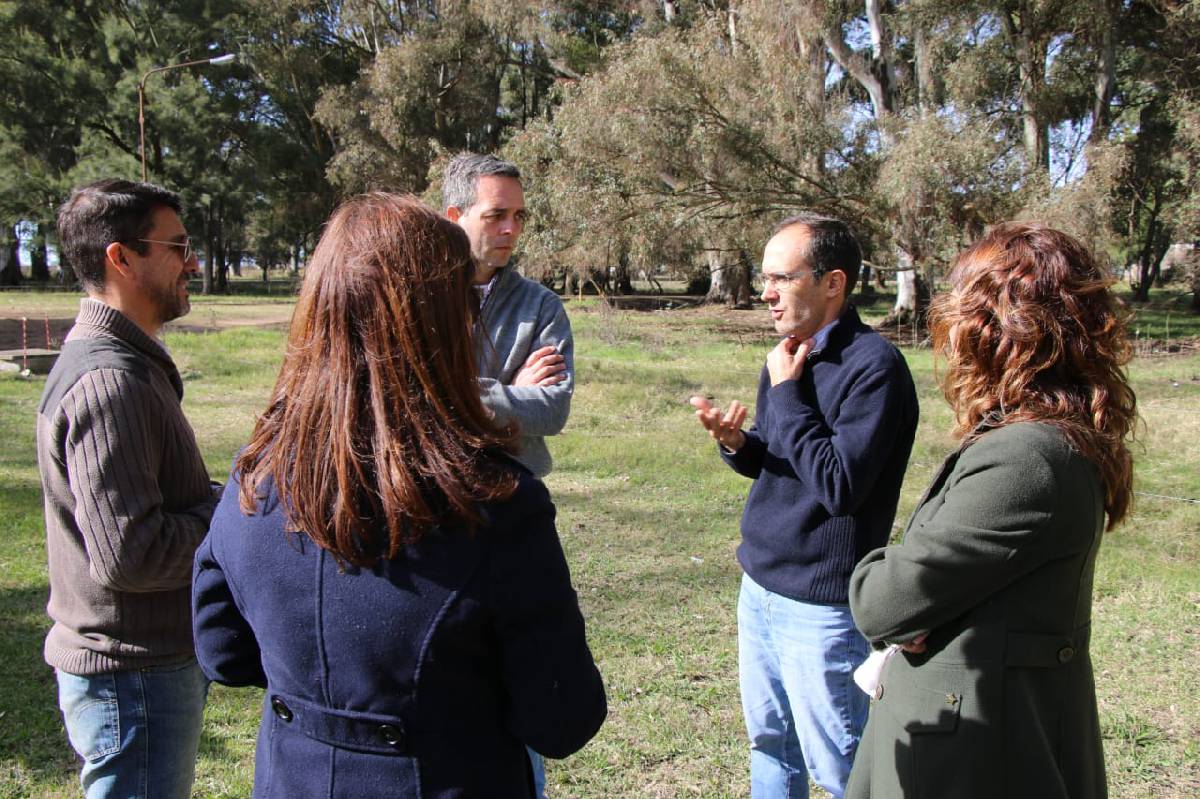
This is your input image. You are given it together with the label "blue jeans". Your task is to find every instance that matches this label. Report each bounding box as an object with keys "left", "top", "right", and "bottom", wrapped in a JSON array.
[
  {"left": 56, "top": 660, "right": 209, "bottom": 799},
  {"left": 527, "top": 746, "right": 546, "bottom": 797},
  {"left": 737, "top": 574, "right": 869, "bottom": 799}
]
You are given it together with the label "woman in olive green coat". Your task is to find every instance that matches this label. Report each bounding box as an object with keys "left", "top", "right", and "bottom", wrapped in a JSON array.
[{"left": 846, "top": 223, "right": 1137, "bottom": 799}]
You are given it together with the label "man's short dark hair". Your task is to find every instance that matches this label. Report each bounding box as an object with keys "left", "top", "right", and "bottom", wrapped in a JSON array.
[
  {"left": 441, "top": 152, "right": 521, "bottom": 213},
  {"left": 774, "top": 213, "right": 862, "bottom": 296},
  {"left": 57, "top": 179, "right": 182, "bottom": 292}
]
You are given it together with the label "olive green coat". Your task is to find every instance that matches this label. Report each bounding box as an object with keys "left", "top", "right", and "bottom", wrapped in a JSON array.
[{"left": 847, "top": 422, "right": 1107, "bottom": 799}]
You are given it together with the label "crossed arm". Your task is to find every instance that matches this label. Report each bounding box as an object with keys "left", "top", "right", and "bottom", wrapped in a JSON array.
[
  {"left": 513, "top": 345, "right": 567, "bottom": 388},
  {"left": 479, "top": 304, "right": 575, "bottom": 437}
]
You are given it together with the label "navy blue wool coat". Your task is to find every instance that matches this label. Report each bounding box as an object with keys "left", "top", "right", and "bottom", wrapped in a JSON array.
[{"left": 193, "top": 463, "right": 606, "bottom": 798}]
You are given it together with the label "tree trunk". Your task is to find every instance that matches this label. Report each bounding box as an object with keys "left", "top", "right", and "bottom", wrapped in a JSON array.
[
  {"left": 591, "top": 267, "right": 610, "bottom": 294},
  {"left": 1003, "top": 4, "right": 1050, "bottom": 170},
  {"left": 797, "top": 27, "right": 826, "bottom": 174},
  {"left": 705, "top": 247, "right": 734, "bottom": 304},
  {"left": 203, "top": 233, "right": 215, "bottom": 294},
  {"left": 0, "top": 225, "right": 22, "bottom": 286},
  {"left": 1132, "top": 228, "right": 1158, "bottom": 302},
  {"left": 1090, "top": 0, "right": 1117, "bottom": 143},
  {"left": 1191, "top": 246, "right": 1200, "bottom": 312},
  {"left": 822, "top": 2, "right": 896, "bottom": 121},
  {"left": 1131, "top": 186, "right": 1165, "bottom": 302},
  {"left": 892, "top": 264, "right": 918, "bottom": 322},
  {"left": 732, "top": 249, "right": 754, "bottom": 308},
  {"left": 704, "top": 247, "right": 753, "bottom": 307},
  {"left": 201, "top": 200, "right": 215, "bottom": 294},
  {"left": 613, "top": 250, "right": 634, "bottom": 295},
  {"left": 292, "top": 241, "right": 302, "bottom": 274},
  {"left": 883, "top": 248, "right": 928, "bottom": 328},
  {"left": 914, "top": 25, "right": 939, "bottom": 114},
  {"left": 30, "top": 223, "right": 51, "bottom": 281},
  {"left": 212, "top": 200, "right": 228, "bottom": 293},
  {"left": 859, "top": 263, "right": 874, "bottom": 297}
]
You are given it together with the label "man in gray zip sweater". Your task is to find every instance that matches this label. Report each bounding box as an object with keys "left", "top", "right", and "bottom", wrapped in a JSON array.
[
  {"left": 37, "top": 180, "right": 219, "bottom": 798},
  {"left": 444, "top": 153, "right": 573, "bottom": 796},
  {"left": 443, "top": 152, "right": 573, "bottom": 479}
]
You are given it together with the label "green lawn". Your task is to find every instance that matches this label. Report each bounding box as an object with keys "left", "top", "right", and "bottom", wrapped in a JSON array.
[{"left": 1, "top": 298, "right": 1197, "bottom": 797}]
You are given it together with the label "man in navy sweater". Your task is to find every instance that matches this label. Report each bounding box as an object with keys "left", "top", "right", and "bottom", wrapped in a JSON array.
[{"left": 690, "top": 214, "right": 918, "bottom": 799}]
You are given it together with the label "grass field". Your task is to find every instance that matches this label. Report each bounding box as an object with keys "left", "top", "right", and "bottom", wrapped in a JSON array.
[{"left": 1, "top": 294, "right": 1197, "bottom": 798}]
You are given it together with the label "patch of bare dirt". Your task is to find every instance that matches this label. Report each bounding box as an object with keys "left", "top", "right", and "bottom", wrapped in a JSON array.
[{"left": 0, "top": 317, "right": 74, "bottom": 351}]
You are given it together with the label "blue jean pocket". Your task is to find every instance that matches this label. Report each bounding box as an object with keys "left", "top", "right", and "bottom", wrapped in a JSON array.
[{"left": 57, "top": 671, "right": 121, "bottom": 762}]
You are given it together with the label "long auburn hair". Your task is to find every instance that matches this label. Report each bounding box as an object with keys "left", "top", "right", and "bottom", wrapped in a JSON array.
[
  {"left": 926, "top": 222, "right": 1137, "bottom": 529},
  {"left": 236, "top": 193, "right": 518, "bottom": 566}
]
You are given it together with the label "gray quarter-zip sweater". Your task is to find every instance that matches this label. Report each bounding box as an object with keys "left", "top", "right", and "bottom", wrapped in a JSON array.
[
  {"left": 37, "top": 299, "right": 218, "bottom": 675},
  {"left": 476, "top": 267, "right": 574, "bottom": 477}
]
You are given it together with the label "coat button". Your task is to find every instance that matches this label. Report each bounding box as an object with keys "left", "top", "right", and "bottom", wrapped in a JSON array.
[
  {"left": 1057, "top": 646, "right": 1075, "bottom": 664},
  {"left": 270, "top": 697, "right": 293, "bottom": 722},
  {"left": 378, "top": 723, "right": 405, "bottom": 749}
]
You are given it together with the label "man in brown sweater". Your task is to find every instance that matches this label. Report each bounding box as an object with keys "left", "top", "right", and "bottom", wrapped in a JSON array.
[{"left": 37, "top": 179, "right": 220, "bottom": 799}]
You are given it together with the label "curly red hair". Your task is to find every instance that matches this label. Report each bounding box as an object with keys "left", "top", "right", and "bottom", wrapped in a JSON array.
[{"left": 927, "top": 222, "right": 1137, "bottom": 529}]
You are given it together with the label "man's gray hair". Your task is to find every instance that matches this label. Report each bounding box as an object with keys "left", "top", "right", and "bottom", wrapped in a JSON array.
[{"left": 441, "top": 152, "right": 522, "bottom": 212}]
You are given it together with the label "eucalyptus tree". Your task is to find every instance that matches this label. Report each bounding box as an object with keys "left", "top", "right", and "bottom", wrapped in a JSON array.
[
  {"left": 316, "top": 0, "right": 641, "bottom": 195},
  {"left": 508, "top": 2, "right": 873, "bottom": 305}
]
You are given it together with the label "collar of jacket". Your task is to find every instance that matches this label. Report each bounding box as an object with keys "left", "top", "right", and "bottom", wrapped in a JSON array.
[
  {"left": 806, "top": 303, "right": 862, "bottom": 360},
  {"left": 478, "top": 267, "right": 521, "bottom": 320},
  {"left": 70, "top": 297, "right": 184, "bottom": 398}
]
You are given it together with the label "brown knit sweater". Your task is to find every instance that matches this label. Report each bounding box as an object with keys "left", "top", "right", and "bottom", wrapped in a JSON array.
[{"left": 37, "top": 299, "right": 218, "bottom": 675}]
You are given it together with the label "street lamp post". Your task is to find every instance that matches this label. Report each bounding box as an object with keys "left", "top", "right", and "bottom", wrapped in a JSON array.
[{"left": 138, "top": 54, "right": 236, "bottom": 182}]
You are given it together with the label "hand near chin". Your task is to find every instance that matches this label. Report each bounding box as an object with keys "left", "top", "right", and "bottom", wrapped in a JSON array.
[{"left": 767, "top": 336, "right": 815, "bottom": 386}]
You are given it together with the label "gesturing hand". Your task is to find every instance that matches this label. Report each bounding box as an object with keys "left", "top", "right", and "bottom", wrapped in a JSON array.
[
  {"left": 689, "top": 395, "right": 747, "bottom": 453},
  {"left": 513, "top": 345, "right": 567, "bottom": 387},
  {"left": 766, "top": 336, "right": 815, "bottom": 386}
]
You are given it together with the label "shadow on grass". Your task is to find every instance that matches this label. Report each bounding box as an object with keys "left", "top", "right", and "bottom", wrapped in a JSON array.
[{"left": 0, "top": 585, "right": 78, "bottom": 786}]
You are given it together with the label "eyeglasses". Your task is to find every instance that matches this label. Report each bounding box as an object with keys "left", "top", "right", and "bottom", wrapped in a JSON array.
[
  {"left": 758, "top": 271, "right": 811, "bottom": 289},
  {"left": 137, "top": 237, "right": 194, "bottom": 263}
]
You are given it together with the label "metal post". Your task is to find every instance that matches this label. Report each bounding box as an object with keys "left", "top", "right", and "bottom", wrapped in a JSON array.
[
  {"left": 138, "top": 55, "right": 236, "bottom": 182},
  {"left": 138, "top": 80, "right": 148, "bottom": 182}
]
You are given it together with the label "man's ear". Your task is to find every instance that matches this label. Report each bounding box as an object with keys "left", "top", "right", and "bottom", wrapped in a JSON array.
[
  {"left": 445, "top": 205, "right": 463, "bottom": 223},
  {"left": 825, "top": 269, "right": 847, "bottom": 298},
  {"left": 104, "top": 242, "right": 134, "bottom": 279}
]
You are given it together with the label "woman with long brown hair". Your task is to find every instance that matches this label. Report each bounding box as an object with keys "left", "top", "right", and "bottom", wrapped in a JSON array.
[
  {"left": 192, "top": 193, "right": 606, "bottom": 798},
  {"left": 846, "top": 223, "right": 1136, "bottom": 798}
]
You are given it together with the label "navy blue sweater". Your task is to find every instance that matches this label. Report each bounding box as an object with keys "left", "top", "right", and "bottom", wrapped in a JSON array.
[{"left": 723, "top": 306, "right": 918, "bottom": 604}]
